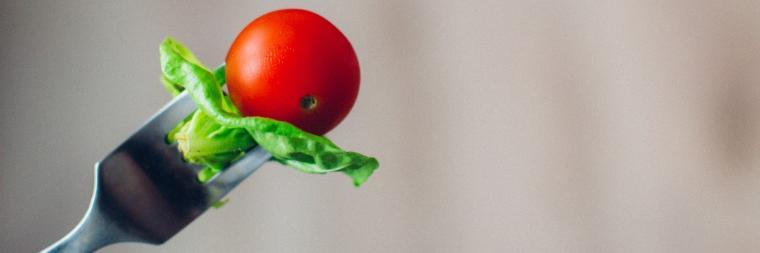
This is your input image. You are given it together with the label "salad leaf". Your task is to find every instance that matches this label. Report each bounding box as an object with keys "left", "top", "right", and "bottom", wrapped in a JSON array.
[{"left": 160, "top": 37, "right": 378, "bottom": 186}]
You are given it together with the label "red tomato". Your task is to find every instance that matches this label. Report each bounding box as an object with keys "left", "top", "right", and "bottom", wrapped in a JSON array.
[{"left": 226, "top": 9, "right": 360, "bottom": 135}]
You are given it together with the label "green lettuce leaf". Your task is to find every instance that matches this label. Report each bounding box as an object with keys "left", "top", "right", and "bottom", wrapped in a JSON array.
[{"left": 160, "top": 37, "right": 378, "bottom": 186}]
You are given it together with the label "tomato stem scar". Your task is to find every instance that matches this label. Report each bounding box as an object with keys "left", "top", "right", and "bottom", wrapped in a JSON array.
[{"left": 300, "top": 95, "right": 318, "bottom": 111}]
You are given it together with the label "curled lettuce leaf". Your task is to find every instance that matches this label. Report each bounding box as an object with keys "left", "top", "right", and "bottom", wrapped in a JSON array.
[{"left": 160, "top": 37, "right": 378, "bottom": 186}]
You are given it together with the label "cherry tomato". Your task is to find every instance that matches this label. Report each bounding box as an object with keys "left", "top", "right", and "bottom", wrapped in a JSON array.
[{"left": 226, "top": 9, "right": 360, "bottom": 135}]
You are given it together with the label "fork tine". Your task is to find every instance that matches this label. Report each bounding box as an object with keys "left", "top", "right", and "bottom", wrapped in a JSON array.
[{"left": 204, "top": 146, "right": 272, "bottom": 202}]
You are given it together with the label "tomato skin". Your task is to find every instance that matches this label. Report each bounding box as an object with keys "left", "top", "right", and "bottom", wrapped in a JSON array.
[{"left": 226, "top": 9, "right": 360, "bottom": 135}]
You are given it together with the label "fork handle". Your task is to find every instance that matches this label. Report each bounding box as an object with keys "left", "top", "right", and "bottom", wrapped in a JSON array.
[
  {"left": 41, "top": 170, "right": 137, "bottom": 253},
  {"left": 42, "top": 210, "right": 107, "bottom": 252},
  {"left": 41, "top": 194, "right": 128, "bottom": 253}
]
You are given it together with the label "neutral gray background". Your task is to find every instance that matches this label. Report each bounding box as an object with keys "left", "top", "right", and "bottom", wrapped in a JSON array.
[{"left": 2, "top": 0, "right": 760, "bottom": 252}]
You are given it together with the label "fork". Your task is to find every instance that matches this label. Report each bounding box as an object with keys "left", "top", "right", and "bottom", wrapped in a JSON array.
[{"left": 41, "top": 91, "right": 272, "bottom": 253}]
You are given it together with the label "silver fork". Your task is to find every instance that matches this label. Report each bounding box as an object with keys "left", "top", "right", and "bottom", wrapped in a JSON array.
[{"left": 41, "top": 92, "right": 272, "bottom": 253}]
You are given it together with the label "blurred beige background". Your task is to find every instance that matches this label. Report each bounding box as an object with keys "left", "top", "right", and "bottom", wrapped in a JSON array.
[{"left": 2, "top": 0, "right": 760, "bottom": 252}]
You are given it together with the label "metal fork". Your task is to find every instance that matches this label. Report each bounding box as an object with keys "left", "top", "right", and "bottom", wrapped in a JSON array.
[{"left": 41, "top": 92, "right": 272, "bottom": 253}]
